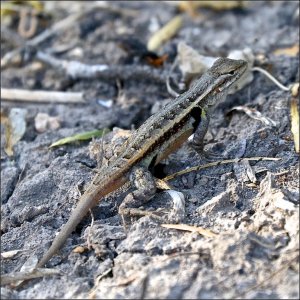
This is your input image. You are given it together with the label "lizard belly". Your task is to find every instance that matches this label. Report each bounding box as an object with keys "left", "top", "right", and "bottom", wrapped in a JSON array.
[{"left": 154, "top": 122, "right": 194, "bottom": 165}]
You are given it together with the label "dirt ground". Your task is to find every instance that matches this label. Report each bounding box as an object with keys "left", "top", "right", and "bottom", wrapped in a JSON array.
[{"left": 1, "top": 1, "right": 299, "bottom": 299}]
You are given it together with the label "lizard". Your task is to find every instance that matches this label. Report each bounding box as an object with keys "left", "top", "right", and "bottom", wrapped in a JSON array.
[{"left": 36, "top": 57, "right": 248, "bottom": 268}]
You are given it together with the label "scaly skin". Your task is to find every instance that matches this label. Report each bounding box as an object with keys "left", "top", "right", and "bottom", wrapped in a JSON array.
[{"left": 36, "top": 58, "right": 247, "bottom": 268}]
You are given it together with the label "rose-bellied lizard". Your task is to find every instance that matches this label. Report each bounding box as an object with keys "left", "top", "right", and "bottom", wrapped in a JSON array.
[{"left": 36, "top": 57, "right": 247, "bottom": 268}]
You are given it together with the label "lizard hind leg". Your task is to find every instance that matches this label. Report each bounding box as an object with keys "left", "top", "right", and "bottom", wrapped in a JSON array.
[{"left": 118, "top": 166, "right": 160, "bottom": 223}]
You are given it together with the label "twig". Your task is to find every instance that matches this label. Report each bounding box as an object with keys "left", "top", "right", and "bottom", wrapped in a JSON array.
[
  {"left": 35, "top": 51, "right": 167, "bottom": 83},
  {"left": 252, "top": 67, "right": 291, "bottom": 91},
  {"left": 0, "top": 268, "right": 62, "bottom": 285},
  {"left": 18, "top": 7, "right": 38, "bottom": 39},
  {"left": 1, "top": 5, "right": 99, "bottom": 68},
  {"left": 1, "top": 88, "right": 85, "bottom": 104}
]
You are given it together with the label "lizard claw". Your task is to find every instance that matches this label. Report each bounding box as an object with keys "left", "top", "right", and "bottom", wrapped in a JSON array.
[{"left": 198, "top": 149, "right": 223, "bottom": 162}]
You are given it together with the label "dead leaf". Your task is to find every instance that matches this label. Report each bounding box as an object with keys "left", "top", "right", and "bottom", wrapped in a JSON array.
[
  {"left": 273, "top": 44, "right": 299, "bottom": 57},
  {"left": 176, "top": 44, "right": 254, "bottom": 92},
  {"left": 166, "top": 190, "right": 186, "bottom": 223},
  {"left": 73, "top": 246, "right": 87, "bottom": 254},
  {"left": 1, "top": 108, "right": 27, "bottom": 156},
  {"left": 117, "top": 36, "right": 168, "bottom": 67},
  {"left": 177, "top": 42, "right": 216, "bottom": 83},
  {"left": 145, "top": 53, "right": 168, "bottom": 67},
  {"left": 290, "top": 98, "right": 299, "bottom": 153},
  {"left": 230, "top": 106, "right": 277, "bottom": 127}
]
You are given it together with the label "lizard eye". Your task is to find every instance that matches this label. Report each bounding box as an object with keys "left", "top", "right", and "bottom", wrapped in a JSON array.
[{"left": 228, "top": 70, "right": 235, "bottom": 75}]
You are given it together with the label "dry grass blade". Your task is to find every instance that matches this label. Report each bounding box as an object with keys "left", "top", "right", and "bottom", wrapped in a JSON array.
[
  {"left": 147, "top": 15, "right": 183, "bottom": 51},
  {"left": 162, "top": 157, "right": 280, "bottom": 181},
  {"left": 161, "top": 223, "right": 217, "bottom": 238},
  {"left": 235, "top": 254, "right": 299, "bottom": 299},
  {"left": 1, "top": 108, "right": 27, "bottom": 156},
  {"left": 290, "top": 98, "right": 299, "bottom": 153},
  {"left": 291, "top": 83, "right": 299, "bottom": 97},
  {"left": 89, "top": 268, "right": 113, "bottom": 299},
  {"left": 179, "top": 0, "right": 247, "bottom": 11},
  {"left": 273, "top": 44, "right": 299, "bottom": 57},
  {"left": 49, "top": 129, "right": 109, "bottom": 148},
  {"left": 165, "top": 0, "right": 247, "bottom": 14},
  {"left": 155, "top": 178, "right": 173, "bottom": 190}
]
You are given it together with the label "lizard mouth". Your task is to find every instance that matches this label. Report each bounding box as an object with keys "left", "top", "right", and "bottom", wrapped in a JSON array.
[
  {"left": 230, "top": 61, "right": 248, "bottom": 81},
  {"left": 219, "top": 60, "right": 248, "bottom": 92},
  {"left": 236, "top": 60, "right": 248, "bottom": 75},
  {"left": 229, "top": 61, "right": 248, "bottom": 87}
]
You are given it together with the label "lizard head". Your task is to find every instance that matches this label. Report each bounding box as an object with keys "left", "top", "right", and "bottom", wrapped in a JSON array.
[{"left": 206, "top": 57, "right": 248, "bottom": 106}]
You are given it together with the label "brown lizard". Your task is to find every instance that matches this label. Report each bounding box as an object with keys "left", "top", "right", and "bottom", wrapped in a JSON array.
[{"left": 36, "top": 57, "right": 248, "bottom": 268}]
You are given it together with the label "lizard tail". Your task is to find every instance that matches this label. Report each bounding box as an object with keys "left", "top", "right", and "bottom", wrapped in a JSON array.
[{"left": 36, "top": 176, "right": 126, "bottom": 268}]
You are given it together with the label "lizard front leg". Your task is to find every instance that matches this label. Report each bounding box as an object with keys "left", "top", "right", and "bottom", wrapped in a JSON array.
[
  {"left": 119, "top": 166, "right": 157, "bottom": 218},
  {"left": 191, "top": 109, "right": 220, "bottom": 160}
]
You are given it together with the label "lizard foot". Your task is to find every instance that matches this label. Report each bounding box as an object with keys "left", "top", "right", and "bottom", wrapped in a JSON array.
[{"left": 197, "top": 148, "right": 223, "bottom": 162}]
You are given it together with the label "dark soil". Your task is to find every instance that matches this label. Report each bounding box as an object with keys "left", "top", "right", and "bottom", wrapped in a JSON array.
[{"left": 1, "top": 1, "right": 299, "bottom": 299}]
